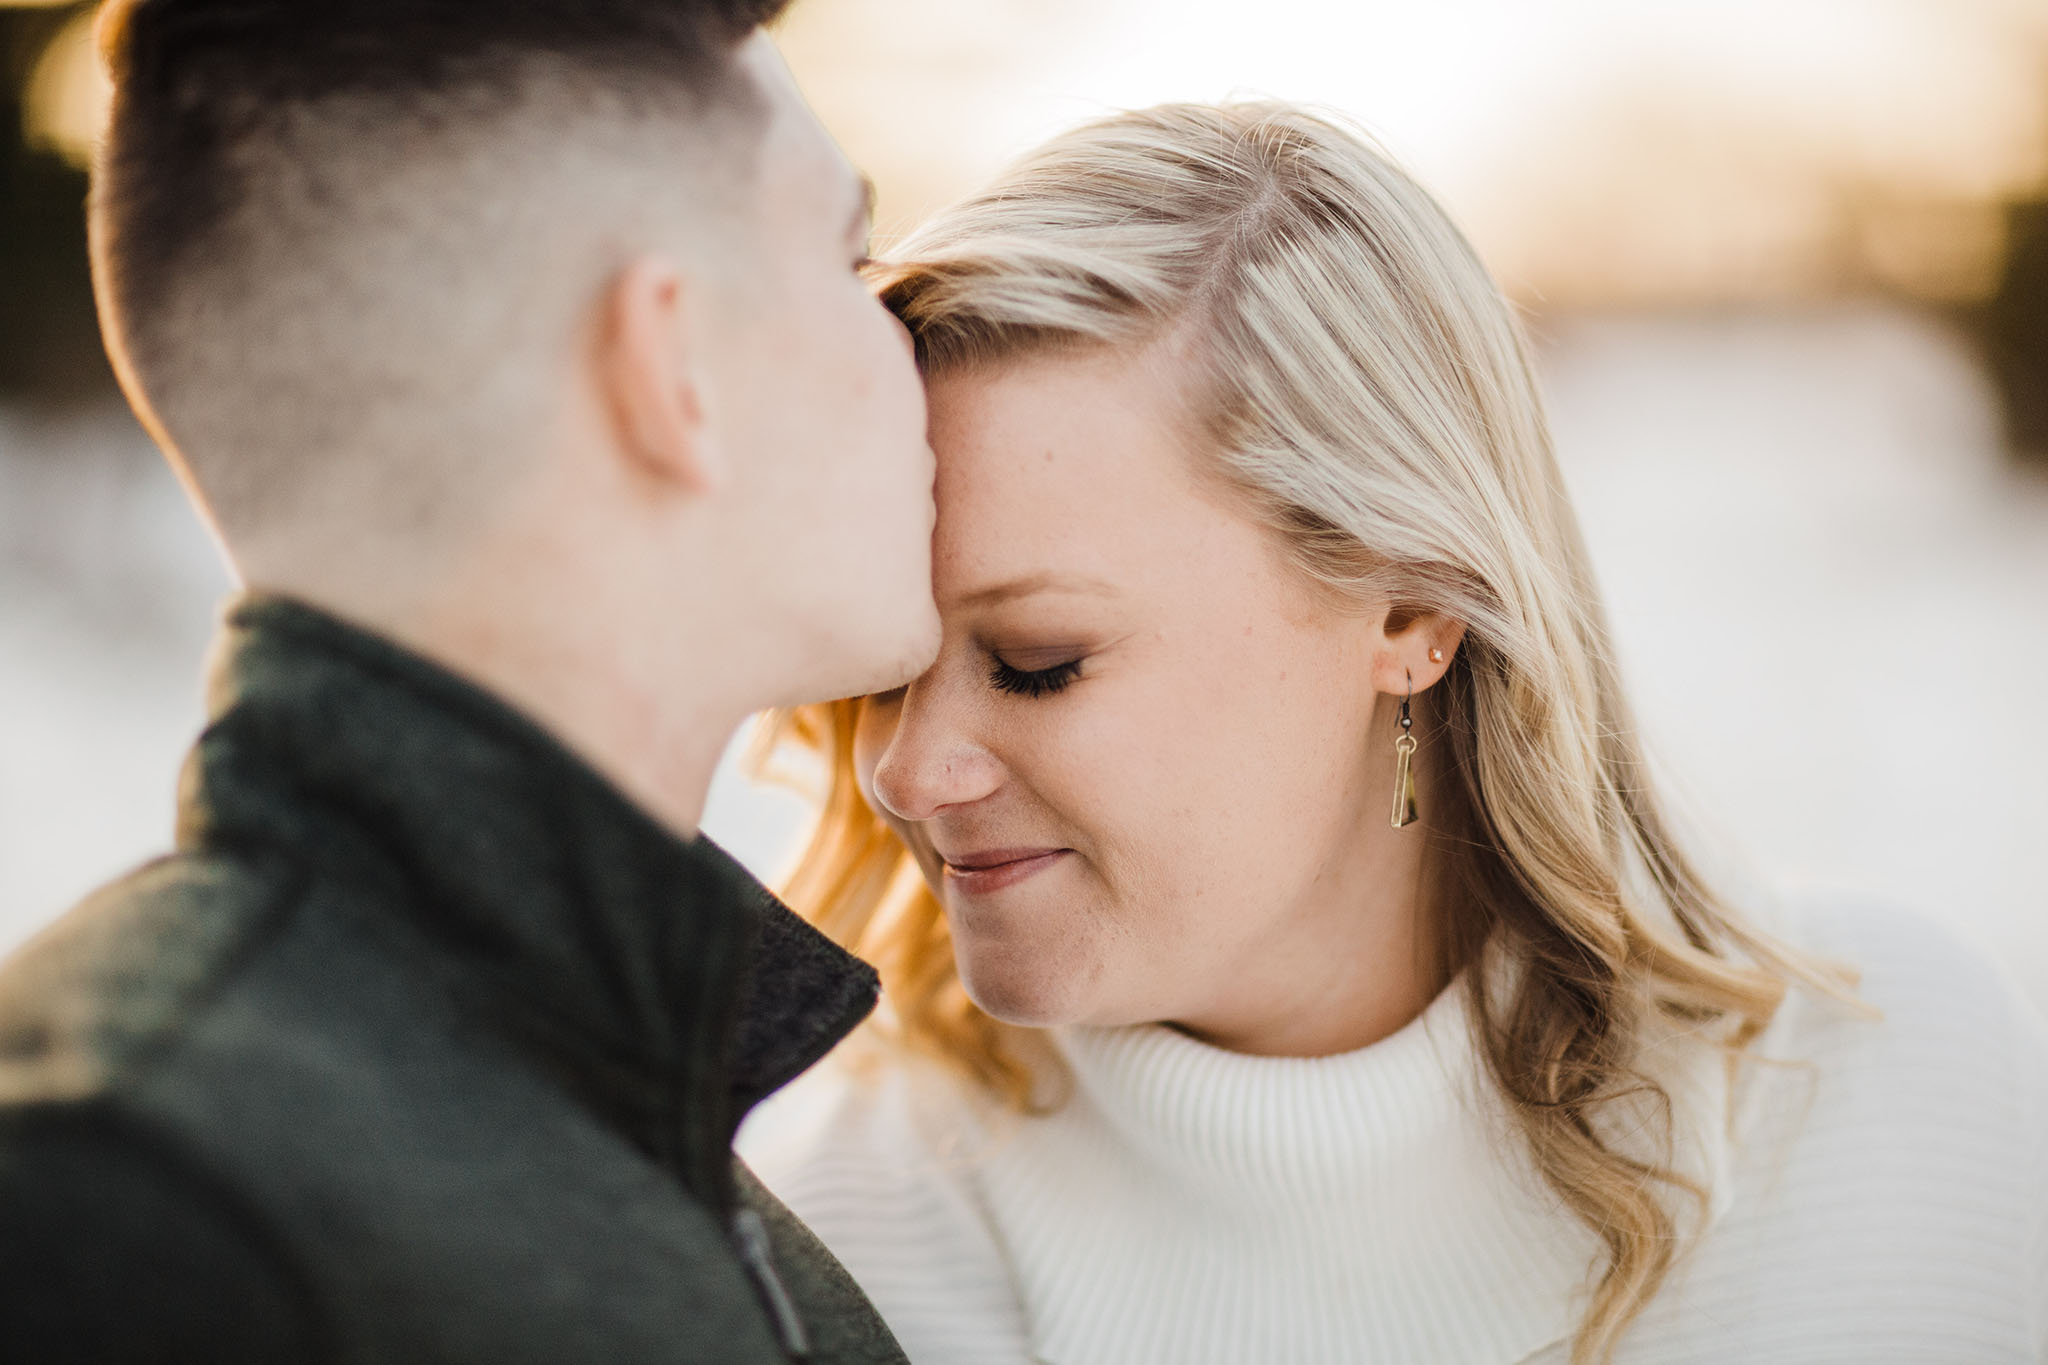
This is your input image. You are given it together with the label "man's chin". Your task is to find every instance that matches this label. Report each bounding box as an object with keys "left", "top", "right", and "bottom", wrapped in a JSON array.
[
  {"left": 854, "top": 603, "right": 941, "bottom": 691},
  {"left": 891, "top": 603, "right": 944, "bottom": 680},
  {"left": 776, "top": 600, "right": 940, "bottom": 707}
]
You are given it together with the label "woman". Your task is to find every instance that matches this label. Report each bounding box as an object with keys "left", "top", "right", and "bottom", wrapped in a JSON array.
[{"left": 739, "top": 102, "right": 2048, "bottom": 1363}]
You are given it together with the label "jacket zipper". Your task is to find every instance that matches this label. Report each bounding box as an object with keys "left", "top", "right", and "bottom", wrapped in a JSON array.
[{"left": 731, "top": 1207, "right": 812, "bottom": 1359}]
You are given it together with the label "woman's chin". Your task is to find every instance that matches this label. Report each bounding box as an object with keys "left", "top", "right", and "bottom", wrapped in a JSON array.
[{"left": 957, "top": 942, "right": 1102, "bottom": 1029}]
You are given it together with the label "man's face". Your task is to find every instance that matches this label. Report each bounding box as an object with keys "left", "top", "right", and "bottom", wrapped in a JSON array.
[{"left": 704, "top": 36, "right": 940, "bottom": 705}]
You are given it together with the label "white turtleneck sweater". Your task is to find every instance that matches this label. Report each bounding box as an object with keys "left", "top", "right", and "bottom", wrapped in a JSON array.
[{"left": 740, "top": 897, "right": 2048, "bottom": 1363}]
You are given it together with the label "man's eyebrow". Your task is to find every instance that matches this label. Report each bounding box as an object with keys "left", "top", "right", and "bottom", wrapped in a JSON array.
[
  {"left": 950, "top": 573, "right": 1121, "bottom": 610},
  {"left": 848, "top": 174, "right": 876, "bottom": 247}
]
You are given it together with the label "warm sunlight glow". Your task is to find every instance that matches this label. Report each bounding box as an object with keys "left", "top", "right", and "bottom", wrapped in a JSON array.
[
  {"left": 8, "top": 0, "right": 2042, "bottom": 301},
  {"left": 776, "top": 0, "right": 2048, "bottom": 305},
  {"left": 24, "top": 9, "right": 109, "bottom": 170}
]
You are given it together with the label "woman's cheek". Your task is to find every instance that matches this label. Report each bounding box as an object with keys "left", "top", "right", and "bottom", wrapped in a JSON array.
[{"left": 1027, "top": 695, "right": 1141, "bottom": 853}]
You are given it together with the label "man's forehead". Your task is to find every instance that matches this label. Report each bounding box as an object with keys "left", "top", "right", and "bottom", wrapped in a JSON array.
[{"left": 740, "top": 35, "right": 865, "bottom": 216}]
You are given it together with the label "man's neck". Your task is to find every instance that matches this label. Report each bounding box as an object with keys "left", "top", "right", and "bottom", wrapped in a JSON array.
[
  {"left": 397, "top": 600, "right": 733, "bottom": 840},
  {"left": 237, "top": 566, "right": 739, "bottom": 843}
]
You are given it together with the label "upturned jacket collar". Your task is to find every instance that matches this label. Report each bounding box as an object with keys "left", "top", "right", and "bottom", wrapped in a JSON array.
[{"left": 175, "top": 593, "right": 878, "bottom": 1214}]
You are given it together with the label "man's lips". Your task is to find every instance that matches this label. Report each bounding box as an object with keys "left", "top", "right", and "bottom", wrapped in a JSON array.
[{"left": 939, "top": 847, "right": 1069, "bottom": 895}]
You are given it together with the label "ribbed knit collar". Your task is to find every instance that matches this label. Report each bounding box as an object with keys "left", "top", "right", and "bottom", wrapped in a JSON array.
[
  {"left": 177, "top": 593, "right": 879, "bottom": 1212},
  {"left": 972, "top": 977, "right": 1733, "bottom": 1365}
]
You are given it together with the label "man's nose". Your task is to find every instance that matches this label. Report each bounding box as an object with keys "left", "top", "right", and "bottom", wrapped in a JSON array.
[{"left": 867, "top": 686, "right": 1004, "bottom": 823}]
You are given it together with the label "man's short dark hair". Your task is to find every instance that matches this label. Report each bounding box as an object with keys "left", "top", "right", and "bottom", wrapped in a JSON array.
[
  {"left": 91, "top": 0, "right": 796, "bottom": 537},
  {"left": 98, "top": 0, "right": 790, "bottom": 333}
]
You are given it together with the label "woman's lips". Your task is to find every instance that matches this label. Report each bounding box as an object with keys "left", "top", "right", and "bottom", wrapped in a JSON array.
[{"left": 941, "top": 848, "right": 1068, "bottom": 895}]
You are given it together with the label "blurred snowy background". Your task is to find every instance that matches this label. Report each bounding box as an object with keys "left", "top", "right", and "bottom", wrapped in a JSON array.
[{"left": 4, "top": 0, "right": 2046, "bottom": 1002}]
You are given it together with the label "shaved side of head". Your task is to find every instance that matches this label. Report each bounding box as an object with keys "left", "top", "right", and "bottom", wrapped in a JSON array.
[{"left": 90, "top": 0, "right": 792, "bottom": 555}]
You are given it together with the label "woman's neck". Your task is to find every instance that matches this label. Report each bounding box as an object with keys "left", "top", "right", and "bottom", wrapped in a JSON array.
[
  {"left": 1163, "top": 802, "right": 1450, "bottom": 1059},
  {"left": 1166, "top": 950, "right": 1449, "bottom": 1058}
]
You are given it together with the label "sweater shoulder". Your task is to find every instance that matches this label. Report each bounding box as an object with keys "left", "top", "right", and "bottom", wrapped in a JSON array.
[
  {"left": 1740, "top": 890, "right": 2048, "bottom": 1161},
  {"left": 1647, "top": 893, "right": 2048, "bottom": 1358},
  {"left": 1756, "top": 890, "right": 2048, "bottom": 1092},
  {"left": 1779, "top": 889, "right": 2031, "bottom": 998}
]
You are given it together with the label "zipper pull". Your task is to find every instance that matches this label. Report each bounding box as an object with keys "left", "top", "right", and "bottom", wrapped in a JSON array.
[{"left": 731, "top": 1206, "right": 812, "bottom": 1359}]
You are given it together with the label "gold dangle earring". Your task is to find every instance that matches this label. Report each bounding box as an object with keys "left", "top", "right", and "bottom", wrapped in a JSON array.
[{"left": 1391, "top": 670, "right": 1418, "bottom": 828}]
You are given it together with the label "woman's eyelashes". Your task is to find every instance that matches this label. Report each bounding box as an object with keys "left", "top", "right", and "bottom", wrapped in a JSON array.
[{"left": 988, "top": 656, "right": 1083, "bottom": 698}]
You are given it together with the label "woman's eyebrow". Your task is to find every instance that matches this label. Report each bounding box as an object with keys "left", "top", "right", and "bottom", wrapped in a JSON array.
[{"left": 949, "top": 573, "right": 1121, "bottom": 609}]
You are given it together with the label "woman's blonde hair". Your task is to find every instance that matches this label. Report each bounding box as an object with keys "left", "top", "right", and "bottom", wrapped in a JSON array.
[{"left": 754, "top": 101, "right": 1859, "bottom": 1364}]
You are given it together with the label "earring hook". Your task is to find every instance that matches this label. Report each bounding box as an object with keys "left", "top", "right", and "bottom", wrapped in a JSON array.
[{"left": 1391, "top": 668, "right": 1419, "bottom": 827}]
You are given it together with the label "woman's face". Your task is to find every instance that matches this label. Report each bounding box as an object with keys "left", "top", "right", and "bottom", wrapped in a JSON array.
[{"left": 853, "top": 345, "right": 1441, "bottom": 1052}]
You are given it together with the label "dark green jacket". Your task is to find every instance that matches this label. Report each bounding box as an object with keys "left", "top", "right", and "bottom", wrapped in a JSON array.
[{"left": 0, "top": 596, "right": 907, "bottom": 1364}]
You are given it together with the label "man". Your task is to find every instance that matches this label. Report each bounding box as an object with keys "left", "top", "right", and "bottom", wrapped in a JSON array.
[{"left": 0, "top": 1, "right": 937, "bottom": 1360}]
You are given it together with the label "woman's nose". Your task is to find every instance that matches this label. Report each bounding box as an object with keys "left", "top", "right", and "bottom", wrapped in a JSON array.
[{"left": 867, "top": 689, "right": 1004, "bottom": 823}]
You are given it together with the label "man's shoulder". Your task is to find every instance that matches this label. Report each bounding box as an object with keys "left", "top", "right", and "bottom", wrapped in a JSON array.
[
  {"left": 0, "top": 1099, "right": 332, "bottom": 1362},
  {"left": 0, "top": 847, "right": 298, "bottom": 1110},
  {"left": 0, "top": 849, "right": 338, "bottom": 1364},
  {"left": 0, "top": 853, "right": 814, "bottom": 1363}
]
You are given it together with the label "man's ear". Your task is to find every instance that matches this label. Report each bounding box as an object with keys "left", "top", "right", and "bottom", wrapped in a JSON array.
[{"left": 593, "top": 255, "right": 721, "bottom": 493}]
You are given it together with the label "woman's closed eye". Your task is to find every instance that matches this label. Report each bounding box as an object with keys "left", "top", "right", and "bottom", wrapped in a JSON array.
[{"left": 989, "top": 656, "right": 1083, "bottom": 698}]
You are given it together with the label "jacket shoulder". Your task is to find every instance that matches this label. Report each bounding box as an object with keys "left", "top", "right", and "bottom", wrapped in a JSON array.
[
  {"left": 732, "top": 1158, "right": 910, "bottom": 1365},
  {"left": 0, "top": 1102, "right": 329, "bottom": 1363},
  {"left": 0, "top": 849, "right": 299, "bottom": 1108}
]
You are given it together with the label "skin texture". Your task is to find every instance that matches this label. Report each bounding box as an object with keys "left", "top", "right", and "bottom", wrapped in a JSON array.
[
  {"left": 237, "top": 35, "right": 940, "bottom": 837},
  {"left": 854, "top": 344, "right": 1464, "bottom": 1058}
]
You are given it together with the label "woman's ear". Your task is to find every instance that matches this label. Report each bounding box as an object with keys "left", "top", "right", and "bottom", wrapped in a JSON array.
[
  {"left": 1370, "top": 610, "right": 1468, "bottom": 696},
  {"left": 593, "top": 255, "right": 722, "bottom": 494}
]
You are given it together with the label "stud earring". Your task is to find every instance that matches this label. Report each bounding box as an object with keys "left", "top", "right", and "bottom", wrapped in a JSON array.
[
  {"left": 1391, "top": 670, "right": 1418, "bottom": 828},
  {"left": 1428, "top": 647, "right": 1444, "bottom": 664}
]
